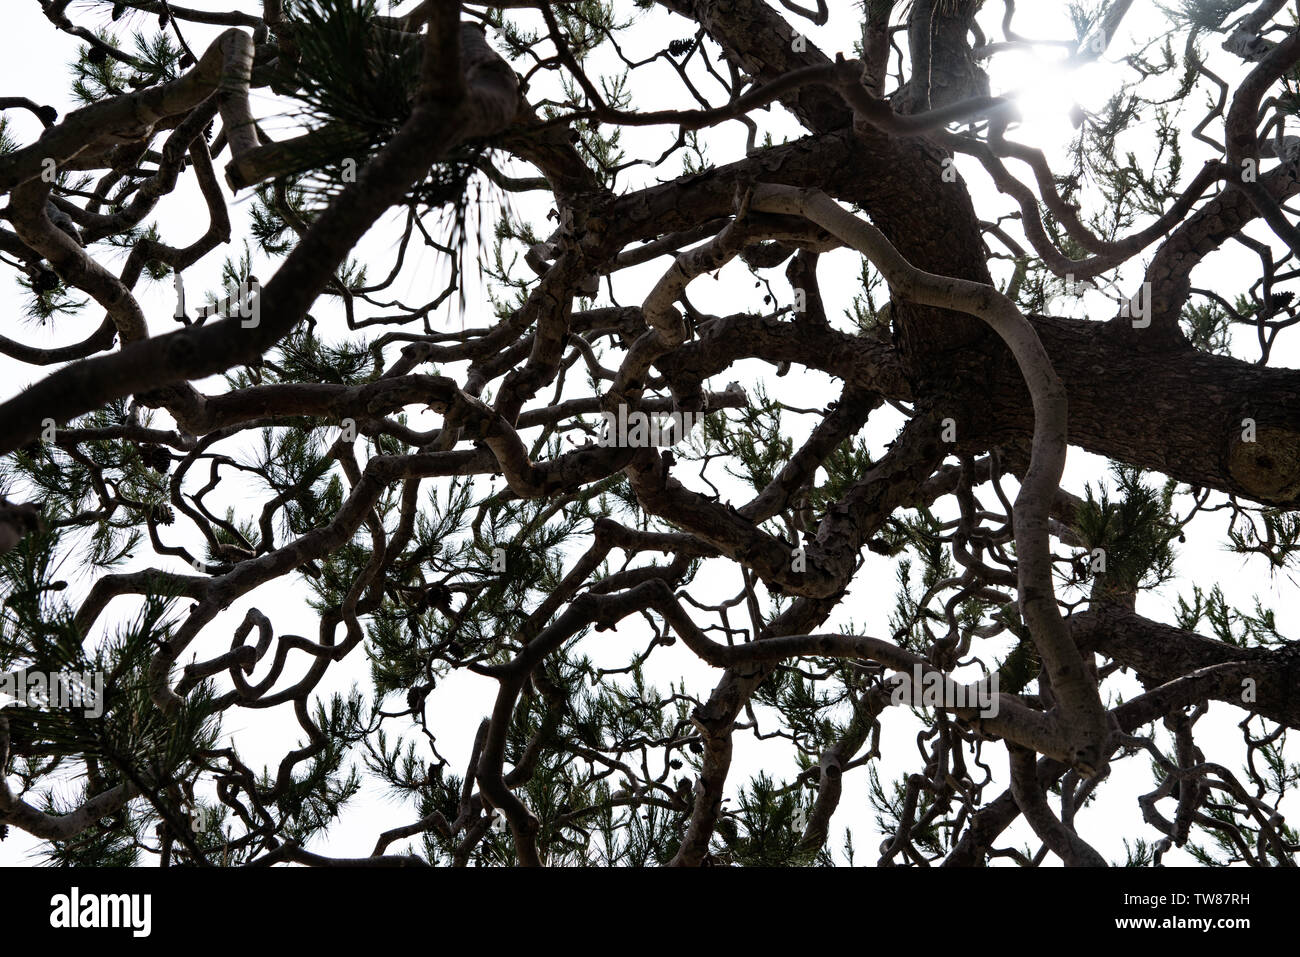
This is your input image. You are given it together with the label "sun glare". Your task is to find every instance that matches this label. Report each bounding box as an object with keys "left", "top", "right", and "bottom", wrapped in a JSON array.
[{"left": 992, "top": 50, "right": 1115, "bottom": 143}]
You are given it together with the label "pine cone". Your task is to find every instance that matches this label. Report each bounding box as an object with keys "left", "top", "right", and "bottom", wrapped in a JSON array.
[
  {"left": 140, "top": 445, "right": 171, "bottom": 473},
  {"left": 1266, "top": 291, "right": 1295, "bottom": 314},
  {"left": 33, "top": 270, "right": 60, "bottom": 294}
]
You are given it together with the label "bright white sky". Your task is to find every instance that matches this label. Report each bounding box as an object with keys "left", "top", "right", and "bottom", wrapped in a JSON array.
[{"left": 2, "top": 0, "right": 1297, "bottom": 867}]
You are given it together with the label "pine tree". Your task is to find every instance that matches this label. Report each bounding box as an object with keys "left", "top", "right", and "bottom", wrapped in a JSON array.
[{"left": 1, "top": 0, "right": 1299, "bottom": 869}]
